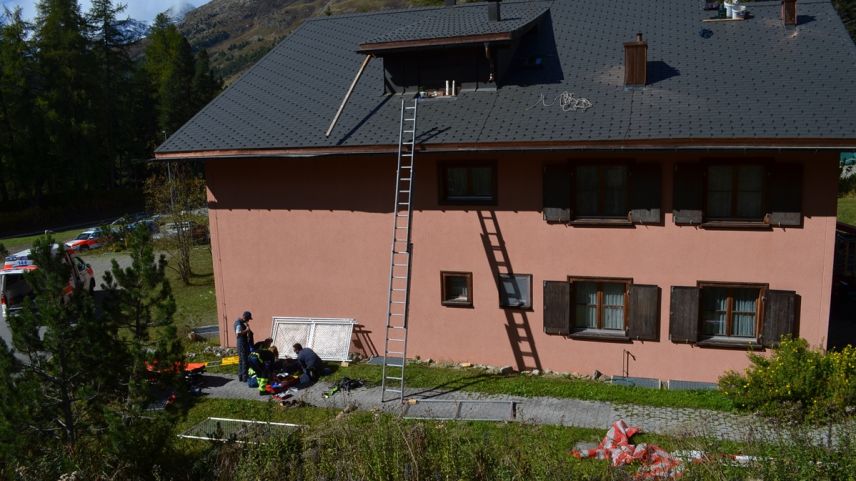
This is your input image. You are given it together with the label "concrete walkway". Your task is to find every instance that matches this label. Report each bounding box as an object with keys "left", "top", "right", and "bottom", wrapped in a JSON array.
[{"left": 199, "top": 373, "right": 803, "bottom": 442}]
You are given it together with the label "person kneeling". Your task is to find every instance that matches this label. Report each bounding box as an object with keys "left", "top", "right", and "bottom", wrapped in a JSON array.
[{"left": 293, "top": 343, "right": 323, "bottom": 388}]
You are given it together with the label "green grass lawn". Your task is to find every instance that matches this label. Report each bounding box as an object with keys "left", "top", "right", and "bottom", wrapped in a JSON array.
[
  {"left": 839, "top": 196, "right": 856, "bottom": 225},
  {"left": 167, "top": 246, "right": 218, "bottom": 332},
  {"left": 324, "top": 362, "right": 733, "bottom": 412},
  {"left": 0, "top": 227, "right": 88, "bottom": 254}
]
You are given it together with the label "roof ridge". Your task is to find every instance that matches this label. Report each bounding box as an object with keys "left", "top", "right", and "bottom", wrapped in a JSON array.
[{"left": 303, "top": 0, "right": 549, "bottom": 24}]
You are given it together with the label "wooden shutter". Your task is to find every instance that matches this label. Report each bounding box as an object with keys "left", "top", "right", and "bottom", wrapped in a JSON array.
[
  {"left": 669, "top": 286, "right": 699, "bottom": 343},
  {"left": 673, "top": 163, "right": 704, "bottom": 224},
  {"left": 629, "top": 284, "right": 660, "bottom": 341},
  {"left": 767, "top": 164, "right": 803, "bottom": 227},
  {"left": 543, "top": 281, "right": 570, "bottom": 335},
  {"left": 543, "top": 164, "right": 571, "bottom": 222},
  {"left": 630, "top": 163, "right": 662, "bottom": 224},
  {"left": 762, "top": 290, "right": 797, "bottom": 347}
]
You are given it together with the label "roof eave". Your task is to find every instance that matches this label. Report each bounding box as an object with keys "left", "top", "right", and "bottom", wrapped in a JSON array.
[{"left": 154, "top": 138, "right": 856, "bottom": 160}]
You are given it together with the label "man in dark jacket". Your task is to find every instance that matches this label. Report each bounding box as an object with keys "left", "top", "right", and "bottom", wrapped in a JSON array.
[
  {"left": 293, "top": 343, "right": 322, "bottom": 387},
  {"left": 234, "top": 311, "right": 253, "bottom": 381}
]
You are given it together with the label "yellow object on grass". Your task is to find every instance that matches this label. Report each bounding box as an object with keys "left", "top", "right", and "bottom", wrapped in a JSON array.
[{"left": 219, "top": 356, "right": 239, "bottom": 366}]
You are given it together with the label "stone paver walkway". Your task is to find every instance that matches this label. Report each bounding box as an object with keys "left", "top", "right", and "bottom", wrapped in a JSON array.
[{"left": 200, "top": 373, "right": 840, "bottom": 443}]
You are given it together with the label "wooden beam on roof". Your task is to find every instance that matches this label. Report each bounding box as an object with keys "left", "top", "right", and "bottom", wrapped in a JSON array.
[
  {"left": 325, "top": 54, "right": 373, "bottom": 138},
  {"left": 358, "top": 32, "right": 514, "bottom": 54}
]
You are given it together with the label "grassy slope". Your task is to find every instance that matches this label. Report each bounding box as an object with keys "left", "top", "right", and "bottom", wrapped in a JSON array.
[
  {"left": 167, "top": 246, "right": 218, "bottom": 332},
  {"left": 839, "top": 196, "right": 856, "bottom": 225},
  {"left": 327, "top": 362, "right": 733, "bottom": 411}
]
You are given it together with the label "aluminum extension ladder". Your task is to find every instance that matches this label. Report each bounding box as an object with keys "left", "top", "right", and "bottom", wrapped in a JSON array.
[{"left": 380, "top": 98, "right": 418, "bottom": 403}]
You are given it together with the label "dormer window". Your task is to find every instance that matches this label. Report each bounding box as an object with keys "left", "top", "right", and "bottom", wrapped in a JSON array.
[{"left": 357, "top": 2, "right": 550, "bottom": 95}]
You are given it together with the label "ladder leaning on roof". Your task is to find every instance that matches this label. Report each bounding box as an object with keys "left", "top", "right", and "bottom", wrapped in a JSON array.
[{"left": 380, "top": 98, "right": 419, "bottom": 403}]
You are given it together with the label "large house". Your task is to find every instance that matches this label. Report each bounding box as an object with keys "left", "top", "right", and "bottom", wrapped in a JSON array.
[{"left": 157, "top": 0, "right": 856, "bottom": 383}]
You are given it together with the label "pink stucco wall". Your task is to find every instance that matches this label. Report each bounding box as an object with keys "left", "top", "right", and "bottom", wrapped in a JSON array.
[{"left": 206, "top": 151, "right": 837, "bottom": 382}]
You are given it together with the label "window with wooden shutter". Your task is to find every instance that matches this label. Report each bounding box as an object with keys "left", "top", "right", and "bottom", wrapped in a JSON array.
[
  {"left": 543, "top": 281, "right": 570, "bottom": 334},
  {"left": 767, "top": 164, "right": 803, "bottom": 227},
  {"left": 673, "top": 164, "right": 704, "bottom": 224},
  {"left": 630, "top": 163, "right": 662, "bottom": 224},
  {"left": 762, "top": 290, "right": 797, "bottom": 347},
  {"left": 543, "top": 164, "right": 571, "bottom": 222},
  {"left": 629, "top": 284, "right": 660, "bottom": 341},
  {"left": 573, "top": 164, "right": 629, "bottom": 220},
  {"left": 669, "top": 286, "right": 699, "bottom": 342}
]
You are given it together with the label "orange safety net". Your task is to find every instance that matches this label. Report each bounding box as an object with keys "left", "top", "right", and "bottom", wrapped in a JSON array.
[{"left": 571, "top": 420, "right": 683, "bottom": 480}]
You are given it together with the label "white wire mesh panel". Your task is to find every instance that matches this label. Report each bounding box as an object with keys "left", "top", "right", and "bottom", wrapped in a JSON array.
[
  {"left": 272, "top": 321, "right": 311, "bottom": 356},
  {"left": 178, "top": 417, "right": 301, "bottom": 443},
  {"left": 270, "top": 317, "right": 355, "bottom": 361}
]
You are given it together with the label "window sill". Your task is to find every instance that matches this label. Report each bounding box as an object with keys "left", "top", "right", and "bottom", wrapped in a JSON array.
[
  {"left": 441, "top": 301, "right": 473, "bottom": 308},
  {"left": 700, "top": 220, "right": 772, "bottom": 230},
  {"left": 696, "top": 338, "right": 763, "bottom": 350},
  {"left": 569, "top": 218, "right": 633, "bottom": 227},
  {"left": 500, "top": 303, "right": 532, "bottom": 311},
  {"left": 440, "top": 199, "right": 497, "bottom": 206},
  {"left": 568, "top": 329, "right": 631, "bottom": 342}
]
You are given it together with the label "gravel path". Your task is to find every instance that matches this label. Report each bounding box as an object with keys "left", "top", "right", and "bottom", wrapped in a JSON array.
[{"left": 198, "top": 372, "right": 825, "bottom": 443}]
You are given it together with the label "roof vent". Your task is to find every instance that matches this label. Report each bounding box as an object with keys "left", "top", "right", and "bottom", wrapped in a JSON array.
[
  {"left": 624, "top": 33, "right": 647, "bottom": 87},
  {"left": 782, "top": 0, "right": 797, "bottom": 26},
  {"left": 488, "top": 0, "right": 501, "bottom": 22}
]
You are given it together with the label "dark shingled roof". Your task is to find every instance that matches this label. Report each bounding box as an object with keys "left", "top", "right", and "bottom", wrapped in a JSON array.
[
  {"left": 360, "top": 2, "right": 549, "bottom": 48},
  {"left": 157, "top": 0, "right": 856, "bottom": 155}
]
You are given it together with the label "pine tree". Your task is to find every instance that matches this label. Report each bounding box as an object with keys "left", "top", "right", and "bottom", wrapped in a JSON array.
[
  {"left": 191, "top": 49, "right": 222, "bottom": 112},
  {"left": 33, "top": 0, "right": 95, "bottom": 199},
  {"left": 145, "top": 13, "right": 195, "bottom": 137},
  {"left": 4, "top": 237, "right": 122, "bottom": 449}
]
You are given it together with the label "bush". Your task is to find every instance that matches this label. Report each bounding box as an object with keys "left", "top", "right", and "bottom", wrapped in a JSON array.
[{"left": 719, "top": 337, "right": 856, "bottom": 422}]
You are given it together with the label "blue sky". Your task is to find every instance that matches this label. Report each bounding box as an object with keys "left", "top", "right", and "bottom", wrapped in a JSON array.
[{"left": 2, "top": 0, "right": 209, "bottom": 23}]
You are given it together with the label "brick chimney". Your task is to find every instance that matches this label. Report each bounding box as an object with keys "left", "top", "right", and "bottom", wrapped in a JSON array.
[
  {"left": 488, "top": 0, "right": 501, "bottom": 22},
  {"left": 782, "top": 0, "right": 797, "bottom": 26},
  {"left": 624, "top": 33, "right": 647, "bottom": 87}
]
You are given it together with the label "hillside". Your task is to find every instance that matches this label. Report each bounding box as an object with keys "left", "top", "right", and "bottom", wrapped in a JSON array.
[
  {"left": 178, "top": 0, "right": 438, "bottom": 83},
  {"left": 179, "top": 0, "right": 856, "bottom": 84}
]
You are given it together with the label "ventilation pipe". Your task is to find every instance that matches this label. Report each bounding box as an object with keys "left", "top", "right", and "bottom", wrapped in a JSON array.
[
  {"left": 488, "top": 0, "right": 501, "bottom": 22},
  {"left": 782, "top": 0, "right": 797, "bottom": 26},
  {"left": 624, "top": 33, "right": 647, "bottom": 88}
]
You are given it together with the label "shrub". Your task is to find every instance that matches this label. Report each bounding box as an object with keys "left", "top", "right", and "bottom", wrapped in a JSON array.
[{"left": 719, "top": 337, "right": 856, "bottom": 422}]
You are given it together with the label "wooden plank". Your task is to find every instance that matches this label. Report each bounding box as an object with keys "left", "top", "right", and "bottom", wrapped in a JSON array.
[{"left": 325, "top": 54, "right": 373, "bottom": 137}]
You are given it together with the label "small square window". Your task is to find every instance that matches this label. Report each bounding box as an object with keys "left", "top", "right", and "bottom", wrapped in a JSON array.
[
  {"left": 499, "top": 274, "right": 532, "bottom": 309},
  {"left": 441, "top": 271, "right": 473, "bottom": 307},
  {"left": 440, "top": 162, "right": 496, "bottom": 204}
]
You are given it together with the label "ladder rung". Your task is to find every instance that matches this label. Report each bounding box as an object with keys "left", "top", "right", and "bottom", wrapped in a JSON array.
[
  {"left": 401, "top": 165, "right": 412, "bottom": 168},
  {"left": 403, "top": 130, "right": 414, "bottom": 133},
  {"left": 388, "top": 338, "right": 405, "bottom": 342},
  {"left": 388, "top": 325, "right": 406, "bottom": 328},
  {"left": 385, "top": 388, "right": 402, "bottom": 392},
  {"left": 401, "top": 178, "right": 411, "bottom": 181},
  {"left": 392, "top": 288, "right": 407, "bottom": 292},
  {"left": 395, "top": 226, "right": 408, "bottom": 229},
  {"left": 405, "top": 106, "right": 416, "bottom": 109},
  {"left": 399, "top": 190, "right": 411, "bottom": 193},
  {"left": 386, "top": 364, "right": 404, "bottom": 369},
  {"left": 393, "top": 251, "right": 409, "bottom": 254},
  {"left": 386, "top": 351, "right": 404, "bottom": 355},
  {"left": 404, "top": 118, "right": 415, "bottom": 121},
  {"left": 393, "top": 263, "right": 408, "bottom": 266},
  {"left": 386, "top": 376, "right": 403, "bottom": 380},
  {"left": 397, "top": 201, "right": 409, "bottom": 205},
  {"left": 391, "top": 301, "right": 406, "bottom": 304},
  {"left": 402, "top": 154, "right": 413, "bottom": 157}
]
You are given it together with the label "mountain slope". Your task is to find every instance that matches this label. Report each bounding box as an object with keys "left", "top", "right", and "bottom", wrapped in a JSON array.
[{"left": 179, "top": 0, "right": 433, "bottom": 82}]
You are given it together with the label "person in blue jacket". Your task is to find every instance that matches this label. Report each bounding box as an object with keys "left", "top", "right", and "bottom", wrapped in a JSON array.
[
  {"left": 234, "top": 311, "right": 253, "bottom": 381},
  {"left": 293, "top": 342, "right": 322, "bottom": 387}
]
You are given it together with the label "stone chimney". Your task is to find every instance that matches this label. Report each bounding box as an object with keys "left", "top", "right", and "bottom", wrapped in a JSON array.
[
  {"left": 782, "top": 0, "right": 797, "bottom": 26},
  {"left": 624, "top": 33, "right": 647, "bottom": 87},
  {"left": 488, "top": 0, "right": 501, "bottom": 22}
]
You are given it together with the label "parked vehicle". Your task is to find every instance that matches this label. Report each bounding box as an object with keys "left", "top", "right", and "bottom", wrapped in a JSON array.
[
  {"left": 65, "top": 228, "right": 106, "bottom": 252},
  {"left": 0, "top": 246, "right": 95, "bottom": 318}
]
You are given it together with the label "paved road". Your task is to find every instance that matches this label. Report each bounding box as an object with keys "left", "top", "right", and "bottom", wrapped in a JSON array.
[{"left": 197, "top": 372, "right": 848, "bottom": 443}]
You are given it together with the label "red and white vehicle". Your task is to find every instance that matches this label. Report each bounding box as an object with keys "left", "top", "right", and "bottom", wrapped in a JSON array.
[
  {"left": 64, "top": 228, "right": 106, "bottom": 252},
  {"left": 0, "top": 246, "right": 95, "bottom": 318}
]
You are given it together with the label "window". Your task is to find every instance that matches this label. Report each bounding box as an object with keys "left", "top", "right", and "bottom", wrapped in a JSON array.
[
  {"left": 575, "top": 165, "right": 628, "bottom": 218},
  {"left": 441, "top": 271, "right": 473, "bottom": 307},
  {"left": 706, "top": 165, "right": 765, "bottom": 220},
  {"left": 573, "top": 280, "right": 628, "bottom": 331},
  {"left": 440, "top": 163, "right": 496, "bottom": 204},
  {"left": 499, "top": 274, "right": 532, "bottom": 309},
  {"left": 700, "top": 284, "right": 764, "bottom": 338}
]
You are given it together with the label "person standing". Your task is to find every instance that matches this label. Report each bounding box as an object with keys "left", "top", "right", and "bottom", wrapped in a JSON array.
[{"left": 234, "top": 311, "right": 253, "bottom": 381}]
